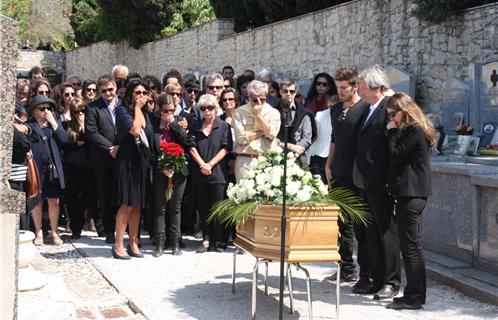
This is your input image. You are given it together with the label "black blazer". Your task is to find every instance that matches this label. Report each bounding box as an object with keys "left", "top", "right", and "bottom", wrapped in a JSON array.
[
  {"left": 353, "top": 96, "right": 390, "bottom": 190},
  {"left": 386, "top": 125, "right": 432, "bottom": 198},
  {"left": 27, "top": 119, "right": 68, "bottom": 189},
  {"left": 85, "top": 97, "right": 118, "bottom": 168},
  {"left": 150, "top": 114, "right": 192, "bottom": 176}
]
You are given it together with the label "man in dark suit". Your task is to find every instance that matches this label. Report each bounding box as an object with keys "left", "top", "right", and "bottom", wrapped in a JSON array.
[
  {"left": 353, "top": 65, "right": 400, "bottom": 299},
  {"left": 85, "top": 74, "right": 120, "bottom": 244}
]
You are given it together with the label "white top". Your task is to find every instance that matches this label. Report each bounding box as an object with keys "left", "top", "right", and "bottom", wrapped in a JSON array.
[{"left": 308, "top": 108, "right": 331, "bottom": 158}]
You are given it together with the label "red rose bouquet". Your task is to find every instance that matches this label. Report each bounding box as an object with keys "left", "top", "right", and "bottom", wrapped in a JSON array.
[{"left": 157, "top": 142, "right": 187, "bottom": 200}]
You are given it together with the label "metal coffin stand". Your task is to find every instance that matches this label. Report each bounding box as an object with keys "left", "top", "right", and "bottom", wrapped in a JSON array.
[{"left": 231, "top": 205, "right": 342, "bottom": 319}]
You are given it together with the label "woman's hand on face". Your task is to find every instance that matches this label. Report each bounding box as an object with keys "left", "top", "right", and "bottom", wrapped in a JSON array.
[
  {"left": 161, "top": 112, "right": 174, "bottom": 124},
  {"left": 44, "top": 110, "right": 58, "bottom": 128},
  {"left": 135, "top": 95, "right": 150, "bottom": 109},
  {"left": 387, "top": 120, "right": 398, "bottom": 130}
]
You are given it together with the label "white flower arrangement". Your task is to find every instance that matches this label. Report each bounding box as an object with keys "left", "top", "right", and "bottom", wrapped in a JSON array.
[
  {"left": 211, "top": 147, "right": 370, "bottom": 227},
  {"left": 226, "top": 148, "right": 327, "bottom": 206}
]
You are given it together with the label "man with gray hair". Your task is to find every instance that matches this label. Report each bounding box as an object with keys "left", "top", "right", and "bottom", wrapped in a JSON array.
[
  {"left": 112, "top": 64, "right": 129, "bottom": 82},
  {"left": 204, "top": 72, "right": 224, "bottom": 99},
  {"left": 257, "top": 68, "right": 280, "bottom": 107},
  {"left": 352, "top": 65, "right": 400, "bottom": 299},
  {"left": 232, "top": 80, "right": 281, "bottom": 182}
]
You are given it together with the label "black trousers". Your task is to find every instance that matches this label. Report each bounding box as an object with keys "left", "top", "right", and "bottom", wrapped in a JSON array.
[
  {"left": 94, "top": 167, "right": 116, "bottom": 234},
  {"left": 396, "top": 197, "right": 427, "bottom": 304},
  {"left": 309, "top": 155, "right": 327, "bottom": 183},
  {"left": 195, "top": 183, "right": 225, "bottom": 243},
  {"left": 181, "top": 173, "right": 198, "bottom": 234},
  {"left": 66, "top": 164, "right": 98, "bottom": 234},
  {"left": 153, "top": 170, "right": 186, "bottom": 240},
  {"left": 359, "top": 188, "right": 400, "bottom": 290},
  {"left": 332, "top": 176, "right": 369, "bottom": 278}
]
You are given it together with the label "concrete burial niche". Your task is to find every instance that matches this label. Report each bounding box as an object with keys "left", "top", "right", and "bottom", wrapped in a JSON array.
[
  {"left": 386, "top": 66, "right": 416, "bottom": 97},
  {"left": 0, "top": 14, "right": 25, "bottom": 320}
]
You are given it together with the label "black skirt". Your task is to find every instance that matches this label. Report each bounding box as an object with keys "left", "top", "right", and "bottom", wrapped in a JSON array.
[{"left": 114, "top": 146, "right": 152, "bottom": 208}]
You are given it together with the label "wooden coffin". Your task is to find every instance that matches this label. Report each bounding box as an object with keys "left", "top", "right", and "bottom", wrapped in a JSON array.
[{"left": 234, "top": 204, "right": 341, "bottom": 262}]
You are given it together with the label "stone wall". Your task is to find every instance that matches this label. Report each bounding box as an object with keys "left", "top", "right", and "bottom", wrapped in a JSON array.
[
  {"left": 66, "top": 0, "right": 498, "bottom": 113},
  {"left": 17, "top": 49, "right": 66, "bottom": 78},
  {"left": 1, "top": 14, "right": 24, "bottom": 320}
]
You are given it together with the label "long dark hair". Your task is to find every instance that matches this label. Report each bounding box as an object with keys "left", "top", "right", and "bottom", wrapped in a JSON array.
[
  {"left": 121, "top": 79, "right": 150, "bottom": 110},
  {"left": 305, "top": 72, "right": 337, "bottom": 101}
]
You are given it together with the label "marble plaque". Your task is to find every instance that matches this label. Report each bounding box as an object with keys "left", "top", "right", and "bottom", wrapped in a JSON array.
[
  {"left": 441, "top": 78, "right": 471, "bottom": 131},
  {"left": 386, "top": 66, "right": 416, "bottom": 97}
]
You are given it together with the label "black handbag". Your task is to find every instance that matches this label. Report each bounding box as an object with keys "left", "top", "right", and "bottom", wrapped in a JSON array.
[{"left": 41, "top": 130, "right": 59, "bottom": 182}]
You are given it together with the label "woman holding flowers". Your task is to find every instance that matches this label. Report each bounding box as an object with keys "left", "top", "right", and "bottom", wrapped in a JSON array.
[
  {"left": 112, "top": 80, "right": 154, "bottom": 260},
  {"left": 151, "top": 93, "right": 191, "bottom": 257},
  {"left": 189, "top": 94, "right": 232, "bottom": 253},
  {"left": 384, "top": 93, "right": 435, "bottom": 310}
]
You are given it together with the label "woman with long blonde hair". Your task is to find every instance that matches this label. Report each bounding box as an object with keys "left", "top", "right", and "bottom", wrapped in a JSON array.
[{"left": 384, "top": 92, "right": 434, "bottom": 310}]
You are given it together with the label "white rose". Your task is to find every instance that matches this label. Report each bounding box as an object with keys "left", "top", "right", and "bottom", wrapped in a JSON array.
[
  {"left": 255, "top": 172, "right": 269, "bottom": 186},
  {"left": 296, "top": 189, "right": 311, "bottom": 202},
  {"left": 286, "top": 180, "right": 301, "bottom": 196},
  {"left": 264, "top": 189, "right": 275, "bottom": 198}
]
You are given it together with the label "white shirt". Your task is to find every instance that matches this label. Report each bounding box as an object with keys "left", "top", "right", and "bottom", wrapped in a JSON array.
[
  {"left": 364, "top": 96, "right": 384, "bottom": 125},
  {"left": 308, "top": 108, "right": 331, "bottom": 158}
]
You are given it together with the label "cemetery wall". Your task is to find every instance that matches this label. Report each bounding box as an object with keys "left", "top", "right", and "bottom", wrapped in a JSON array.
[
  {"left": 17, "top": 50, "right": 66, "bottom": 78},
  {"left": 66, "top": 0, "right": 498, "bottom": 113}
]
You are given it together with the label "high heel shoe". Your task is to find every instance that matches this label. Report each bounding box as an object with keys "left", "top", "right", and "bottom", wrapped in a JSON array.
[
  {"left": 126, "top": 245, "right": 144, "bottom": 258},
  {"left": 111, "top": 246, "right": 131, "bottom": 260}
]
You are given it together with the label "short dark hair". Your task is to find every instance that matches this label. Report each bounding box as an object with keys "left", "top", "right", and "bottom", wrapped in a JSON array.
[
  {"left": 184, "top": 79, "right": 200, "bottom": 90},
  {"left": 28, "top": 66, "right": 42, "bottom": 78},
  {"left": 162, "top": 69, "right": 183, "bottom": 88},
  {"left": 335, "top": 67, "right": 358, "bottom": 85},
  {"left": 97, "top": 74, "right": 115, "bottom": 88},
  {"left": 222, "top": 65, "right": 234, "bottom": 73}
]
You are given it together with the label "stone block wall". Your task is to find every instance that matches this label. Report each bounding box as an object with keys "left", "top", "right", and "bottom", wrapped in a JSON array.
[
  {"left": 66, "top": 0, "right": 498, "bottom": 113},
  {"left": 0, "top": 13, "right": 22, "bottom": 320},
  {"left": 17, "top": 49, "right": 66, "bottom": 77}
]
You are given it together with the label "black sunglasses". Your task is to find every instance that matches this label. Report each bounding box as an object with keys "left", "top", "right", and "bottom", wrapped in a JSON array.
[
  {"left": 168, "top": 92, "right": 182, "bottom": 97},
  {"left": 316, "top": 81, "right": 329, "bottom": 87},
  {"left": 200, "top": 105, "right": 215, "bottom": 111},
  {"left": 37, "top": 106, "right": 52, "bottom": 111},
  {"left": 207, "top": 85, "right": 223, "bottom": 91}
]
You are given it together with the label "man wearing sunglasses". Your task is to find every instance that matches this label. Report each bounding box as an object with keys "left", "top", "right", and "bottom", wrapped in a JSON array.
[
  {"left": 181, "top": 79, "right": 201, "bottom": 122},
  {"left": 85, "top": 74, "right": 120, "bottom": 244},
  {"left": 276, "top": 79, "right": 316, "bottom": 167}
]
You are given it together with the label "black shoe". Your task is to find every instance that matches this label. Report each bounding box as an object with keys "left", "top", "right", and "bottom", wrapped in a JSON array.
[
  {"left": 152, "top": 237, "right": 164, "bottom": 257},
  {"left": 172, "top": 239, "right": 182, "bottom": 256},
  {"left": 126, "top": 245, "right": 144, "bottom": 258},
  {"left": 70, "top": 232, "right": 81, "bottom": 240},
  {"left": 393, "top": 296, "right": 425, "bottom": 305},
  {"left": 111, "top": 247, "right": 131, "bottom": 260},
  {"left": 179, "top": 239, "right": 186, "bottom": 249},
  {"left": 196, "top": 243, "right": 209, "bottom": 253},
  {"left": 352, "top": 278, "right": 373, "bottom": 294},
  {"left": 386, "top": 300, "right": 422, "bottom": 310},
  {"left": 324, "top": 271, "right": 358, "bottom": 283},
  {"left": 373, "top": 285, "right": 399, "bottom": 300},
  {"left": 105, "top": 233, "right": 115, "bottom": 244},
  {"left": 214, "top": 242, "right": 225, "bottom": 253}
]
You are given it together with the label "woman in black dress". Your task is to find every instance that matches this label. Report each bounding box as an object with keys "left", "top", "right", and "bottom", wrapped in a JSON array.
[
  {"left": 112, "top": 80, "right": 154, "bottom": 259},
  {"left": 189, "top": 94, "right": 232, "bottom": 253},
  {"left": 27, "top": 95, "right": 68, "bottom": 246},
  {"left": 384, "top": 92, "right": 435, "bottom": 310}
]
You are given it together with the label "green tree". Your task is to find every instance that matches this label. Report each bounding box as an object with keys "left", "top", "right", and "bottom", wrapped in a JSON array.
[
  {"left": 412, "top": 0, "right": 497, "bottom": 23},
  {"left": 70, "top": 0, "right": 101, "bottom": 46},
  {"left": 161, "top": 0, "right": 215, "bottom": 36},
  {"left": 0, "top": 0, "right": 32, "bottom": 44}
]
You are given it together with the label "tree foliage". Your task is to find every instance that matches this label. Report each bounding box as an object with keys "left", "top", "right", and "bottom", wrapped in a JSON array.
[
  {"left": 0, "top": 0, "right": 32, "bottom": 43},
  {"left": 209, "top": 0, "right": 347, "bottom": 32},
  {"left": 412, "top": 0, "right": 497, "bottom": 23},
  {"left": 162, "top": 0, "right": 215, "bottom": 36}
]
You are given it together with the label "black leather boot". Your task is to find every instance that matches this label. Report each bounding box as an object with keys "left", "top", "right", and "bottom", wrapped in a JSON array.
[
  {"left": 172, "top": 238, "right": 182, "bottom": 256},
  {"left": 153, "top": 235, "right": 165, "bottom": 257}
]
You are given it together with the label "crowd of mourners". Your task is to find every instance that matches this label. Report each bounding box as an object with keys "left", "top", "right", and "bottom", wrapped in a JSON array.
[{"left": 11, "top": 63, "right": 435, "bottom": 310}]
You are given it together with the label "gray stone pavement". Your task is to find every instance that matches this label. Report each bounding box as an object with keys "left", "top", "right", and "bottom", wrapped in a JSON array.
[{"left": 20, "top": 231, "right": 498, "bottom": 320}]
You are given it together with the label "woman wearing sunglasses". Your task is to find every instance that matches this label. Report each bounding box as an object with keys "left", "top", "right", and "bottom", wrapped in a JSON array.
[
  {"left": 304, "top": 72, "right": 337, "bottom": 115},
  {"left": 189, "top": 94, "right": 232, "bottom": 253},
  {"left": 150, "top": 94, "right": 192, "bottom": 257},
  {"left": 384, "top": 92, "right": 435, "bottom": 310},
  {"left": 82, "top": 80, "right": 98, "bottom": 104},
  {"left": 55, "top": 83, "right": 76, "bottom": 123},
  {"left": 62, "top": 98, "right": 98, "bottom": 239},
  {"left": 26, "top": 95, "right": 68, "bottom": 246},
  {"left": 112, "top": 80, "right": 154, "bottom": 259}
]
